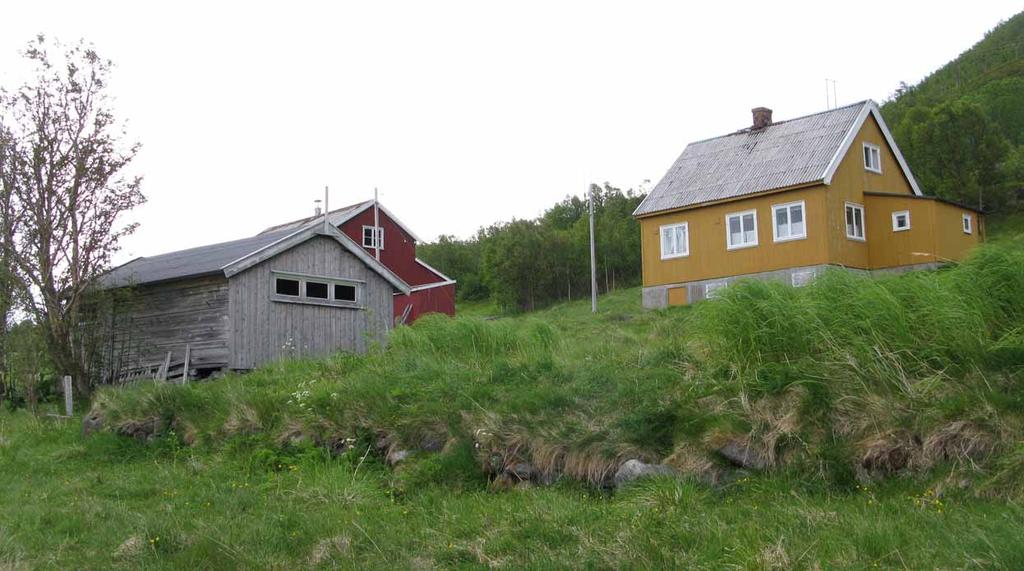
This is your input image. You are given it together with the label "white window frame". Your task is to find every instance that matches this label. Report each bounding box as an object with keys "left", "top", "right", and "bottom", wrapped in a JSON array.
[
  {"left": 725, "top": 209, "right": 759, "bottom": 250},
  {"left": 791, "top": 269, "right": 816, "bottom": 288},
  {"left": 863, "top": 143, "right": 882, "bottom": 174},
  {"left": 270, "top": 270, "right": 364, "bottom": 308},
  {"left": 962, "top": 213, "right": 973, "bottom": 234},
  {"left": 362, "top": 225, "right": 384, "bottom": 249},
  {"left": 771, "top": 200, "right": 807, "bottom": 243},
  {"left": 891, "top": 210, "right": 911, "bottom": 232},
  {"left": 705, "top": 281, "right": 727, "bottom": 299},
  {"left": 845, "top": 202, "right": 866, "bottom": 241},
  {"left": 659, "top": 222, "right": 689, "bottom": 260}
]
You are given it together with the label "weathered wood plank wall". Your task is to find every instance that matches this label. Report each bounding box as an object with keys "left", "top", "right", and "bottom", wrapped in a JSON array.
[
  {"left": 227, "top": 235, "right": 393, "bottom": 370},
  {"left": 109, "top": 275, "right": 230, "bottom": 376}
]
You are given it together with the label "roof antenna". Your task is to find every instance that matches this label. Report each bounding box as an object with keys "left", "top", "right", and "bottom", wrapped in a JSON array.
[
  {"left": 825, "top": 78, "right": 838, "bottom": 109},
  {"left": 323, "top": 186, "right": 330, "bottom": 233},
  {"left": 373, "top": 187, "right": 381, "bottom": 261}
]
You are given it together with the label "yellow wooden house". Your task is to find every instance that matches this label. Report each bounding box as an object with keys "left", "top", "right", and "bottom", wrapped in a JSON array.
[{"left": 633, "top": 100, "right": 984, "bottom": 308}]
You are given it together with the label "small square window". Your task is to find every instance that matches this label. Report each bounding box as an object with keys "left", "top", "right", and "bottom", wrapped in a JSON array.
[
  {"left": 306, "top": 281, "right": 329, "bottom": 299},
  {"left": 962, "top": 213, "right": 972, "bottom": 234},
  {"left": 659, "top": 222, "right": 689, "bottom": 259},
  {"left": 863, "top": 143, "right": 882, "bottom": 174},
  {"left": 334, "top": 284, "right": 357, "bottom": 302},
  {"left": 275, "top": 278, "right": 300, "bottom": 296},
  {"left": 726, "top": 210, "right": 758, "bottom": 249},
  {"left": 845, "top": 202, "right": 865, "bottom": 241},
  {"left": 891, "top": 210, "right": 910, "bottom": 232}
]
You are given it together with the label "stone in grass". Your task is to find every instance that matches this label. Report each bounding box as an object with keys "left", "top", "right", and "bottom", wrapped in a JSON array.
[
  {"left": 505, "top": 462, "right": 535, "bottom": 481},
  {"left": 114, "top": 535, "right": 145, "bottom": 559},
  {"left": 82, "top": 413, "right": 104, "bottom": 437},
  {"left": 386, "top": 449, "right": 411, "bottom": 466},
  {"left": 717, "top": 440, "right": 769, "bottom": 471},
  {"left": 613, "top": 459, "right": 677, "bottom": 488}
]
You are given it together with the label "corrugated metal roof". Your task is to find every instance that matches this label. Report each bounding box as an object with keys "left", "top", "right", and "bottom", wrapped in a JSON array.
[
  {"left": 633, "top": 101, "right": 868, "bottom": 217},
  {"left": 259, "top": 200, "right": 371, "bottom": 235},
  {"left": 100, "top": 227, "right": 299, "bottom": 287}
]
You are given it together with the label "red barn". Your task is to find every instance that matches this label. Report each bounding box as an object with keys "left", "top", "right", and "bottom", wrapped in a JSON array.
[{"left": 261, "top": 200, "right": 456, "bottom": 324}]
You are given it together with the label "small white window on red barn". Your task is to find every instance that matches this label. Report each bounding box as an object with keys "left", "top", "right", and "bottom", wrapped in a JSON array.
[{"left": 362, "top": 225, "right": 384, "bottom": 249}]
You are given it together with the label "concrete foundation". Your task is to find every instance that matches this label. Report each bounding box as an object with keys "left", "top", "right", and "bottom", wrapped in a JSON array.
[{"left": 642, "top": 262, "right": 944, "bottom": 309}]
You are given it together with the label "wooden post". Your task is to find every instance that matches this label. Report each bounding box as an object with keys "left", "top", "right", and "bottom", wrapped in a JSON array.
[
  {"left": 63, "top": 376, "right": 73, "bottom": 416},
  {"left": 181, "top": 344, "right": 191, "bottom": 384},
  {"left": 589, "top": 182, "right": 598, "bottom": 314},
  {"left": 157, "top": 352, "right": 171, "bottom": 381}
]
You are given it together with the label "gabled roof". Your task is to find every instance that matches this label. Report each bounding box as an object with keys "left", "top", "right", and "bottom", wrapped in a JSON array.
[
  {"left": 259, "top": 199, "right": 423, "bottom": 242},
  {"left": 101, "top": 217, "right": 411, "bottom": 294},
  {"left": 633, "top": 100, "right": 921, "bottom": 217},
  {"left": 100, "top": 227, "right": 300, "bottom": 287}
]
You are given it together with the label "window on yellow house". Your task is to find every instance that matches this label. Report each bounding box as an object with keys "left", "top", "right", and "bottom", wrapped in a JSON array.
[
  {"left": 891, "top": 210, "right": 910, "bottom": 232},
  {"left": 772, "top": 201, "right": 806, "bottom": 242},
  {"left": 863, "top": 143, "right": 882, "bottom": 174},
  {"left": 726, "top": 210, "right": 758, "bottom": 250},
  {"left": 659, "top": 222, "right": 689, "bottom": 259},
  {"left": 845, "top": 202, "right": 865, "bottom": 241}
]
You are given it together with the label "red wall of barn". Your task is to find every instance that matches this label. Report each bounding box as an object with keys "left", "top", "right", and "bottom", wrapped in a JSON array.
[
  {"left": 340, "top": 208, "right": 440, "bottom": 287},
  {"left": 338, "top": 206, "right": 456, "bottom": 321},
  {"left": 394, "top": 283, "right": 456, "bottom": 322}
]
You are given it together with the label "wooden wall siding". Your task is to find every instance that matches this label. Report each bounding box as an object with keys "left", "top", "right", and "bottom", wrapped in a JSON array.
[
  {"left": 228, "top": 235, "right": 393, "bottom": 370},
  {"left": 825, "top": 115, "right": 916, "bottom": 269},
  {"left": 640, "top": 185, "right": 829, "bottom": 287},
  {"left": 340, "top": 207, "right": 441, "bottom": 287},
  {"left": 864, "top": 194, "right": 939, "bottom": 269},
  {"left": 393, "top": 283, "right": 456, "bottom": 322},
  {"left": 108, "top": 275, "right": 230, "bottom": 375},
  {"left": 933, "top": 201, "right": 983, "bottom": 262}
]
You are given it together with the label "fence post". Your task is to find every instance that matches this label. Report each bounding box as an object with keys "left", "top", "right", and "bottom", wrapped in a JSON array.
[{"left": 63, "top": 375, "right": 73, "bottom": 416}]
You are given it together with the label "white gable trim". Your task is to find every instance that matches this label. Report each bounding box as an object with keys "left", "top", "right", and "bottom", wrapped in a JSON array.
[
  {"left": 822, "top": 100, "right": 922, "bottom": 196},
  {"left": 330, "top": 200, "right": 423, "bottom": 243},
  {"left": 221, "top": 223, "right": 411, "bottom": 294},
  {"left": 415, "top": 257, "right": 456, "bottom": 284}
]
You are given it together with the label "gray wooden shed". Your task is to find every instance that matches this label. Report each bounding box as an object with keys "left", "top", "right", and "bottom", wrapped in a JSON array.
[{"left": 99, "top": 221, "right": 410, "bottom": 380}]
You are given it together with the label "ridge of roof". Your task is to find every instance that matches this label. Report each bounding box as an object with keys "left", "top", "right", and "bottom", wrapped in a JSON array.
[
  {"left": 259, "top": 200, "right": 372, "bottom": 235},
  {"left": 686, "top": 100, "right": 870, "bottom": 146}
]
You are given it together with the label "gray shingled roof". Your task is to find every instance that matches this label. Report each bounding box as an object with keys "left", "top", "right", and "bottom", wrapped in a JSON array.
[
  {"left": 633, "top": 101, "right": 868, "bottom": 217},
  {"left": 100, "top": 227, "right": 299, "bottom": 287}
]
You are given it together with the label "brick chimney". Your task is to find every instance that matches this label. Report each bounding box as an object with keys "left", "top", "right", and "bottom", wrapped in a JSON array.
[{"left": 752, "top": 107, "right": 773, "bottom": 130}]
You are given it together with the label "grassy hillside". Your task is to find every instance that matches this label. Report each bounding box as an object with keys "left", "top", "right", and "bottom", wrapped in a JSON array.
[{"left": 2, "top": 234, "right": 1023, "bottom": 567}]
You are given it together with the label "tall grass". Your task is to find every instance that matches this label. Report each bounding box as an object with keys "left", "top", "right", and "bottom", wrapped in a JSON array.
[{"left": 90, "top": 243, "right": 1024, "bottom": 493}]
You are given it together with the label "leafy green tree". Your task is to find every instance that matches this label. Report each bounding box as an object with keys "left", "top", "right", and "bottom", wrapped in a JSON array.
[
  {"left": 896, "top": 99, "right": 1010, "bottom": 210},
  {"left": 418, "top": 234, "right": 490, "bottom": 301}
]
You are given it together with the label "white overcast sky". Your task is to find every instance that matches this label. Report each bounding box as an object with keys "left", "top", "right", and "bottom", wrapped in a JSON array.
[{"left": 2, "top": 1, "right": 1020, "bottom": 263}]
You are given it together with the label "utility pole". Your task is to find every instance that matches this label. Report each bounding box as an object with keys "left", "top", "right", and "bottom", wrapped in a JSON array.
[{"left": 589, "top": 182, "right": 597, "bottom": 313}]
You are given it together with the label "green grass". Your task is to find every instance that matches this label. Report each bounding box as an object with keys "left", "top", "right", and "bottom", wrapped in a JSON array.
[
  {"left": 3, "top": 234, "right": 1024, "bottom": 567},
  {"left": 3, "top": 411, "right": 1024, "bottom": 569}
]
